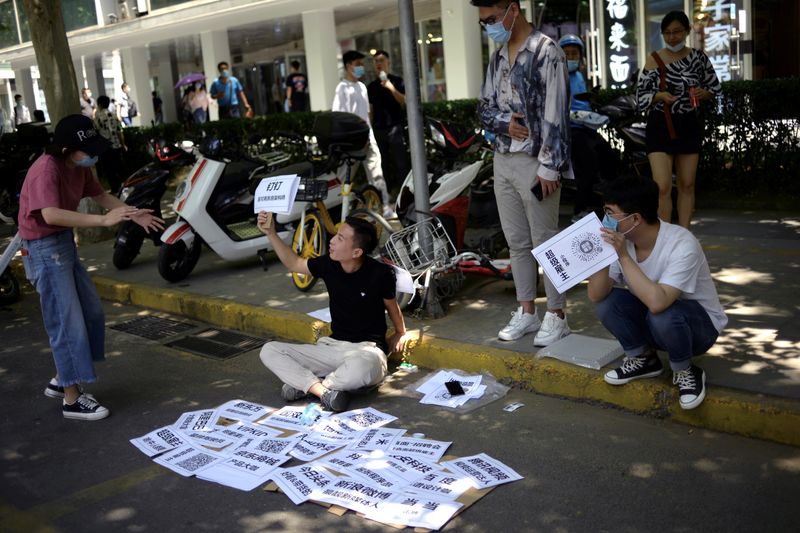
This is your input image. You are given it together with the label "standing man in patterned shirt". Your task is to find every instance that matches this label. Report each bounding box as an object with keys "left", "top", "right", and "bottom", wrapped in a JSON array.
[
  {"left": 94, "top": 95, "right": 127, "bottom": 194},
  {"left": 473, "top": 0, "right": 573, "bottom": 347}
]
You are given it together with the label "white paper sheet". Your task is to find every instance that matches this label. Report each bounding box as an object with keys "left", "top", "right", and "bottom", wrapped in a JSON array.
[
  {"left": 180, "top": 429, "right": 237, "bottom": 451},
  {"left": 307, "top": 307, "right": 332, "bottom": 323},
  {"left": 440, "top": 453, "right": 523, "bottom": 489},
  {"left": 315, "top": 449, "right": 372, "bottom": 474},
  {"left": 221, "top": 448, "right": 290, "bottom": 477},
  {"left": 532, "top": 211, "right": 618, "bottom": 294},
  {"left": 348, "top": 427, "right": 406, "bottom": 452},
  {"left": 130, "top": 425, "right": 186, "bottom": 457},
  {"left": 420, "top": 375, "right": 484, "bottom": 408},
  {"left": 240, "top": 434, "right": 303, "bottom": 456},
  {"left": 213, "top": 399, "right": 273, "bottom": 423},
  {"left": 392, "top": 265, "right": 415, "bottom": 294},
  {"left": 388, "top": 437, "right": 451, "bottom": 463},
  {"left": 402, "top": 471, "right": 473, "bottom": 501},
  {"left": 312, "top": 477, "right": 396, "bottom": 515},
  {"left": 270, "top": 464, "right": 340, "bottom": 505},
  {"left": 197, "top": 464, "right": 273, "bottom": 491},
  {"left": 261, "top": 405, "right": 329, "bottom": 432},
  {"left": 253, "top": 174, "right": 301, "bottom": 215},
  {"left": 289, "top": 434, "right": 347, "bottom": 462},
  {"left": 153, "top": 444, "right": 225, "bottom": 477},
  {"left": 173, "top": 409, "right": 217, "bottom": 432},
  {"left": 364, "top": 493, "right": 463, "bottom": 530},
  {"left": 325, "top": 407, "right": 398, "bottom": 433}
]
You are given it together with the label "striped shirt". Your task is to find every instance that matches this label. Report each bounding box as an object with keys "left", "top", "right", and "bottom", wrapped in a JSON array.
[
  {"left": 479, "top": 30, "right": 572, "bottom": 181},
  {"left": 637, "top": 49, "right": 722, "bottom": 115}
]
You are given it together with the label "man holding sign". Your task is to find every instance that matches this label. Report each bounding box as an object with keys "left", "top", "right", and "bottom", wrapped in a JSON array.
[
  {"left": 587, "top": 177, "right": 727, "bottom": 410},
  {"left": 256, "top": 212, "right": 408, "bottom": 412}
]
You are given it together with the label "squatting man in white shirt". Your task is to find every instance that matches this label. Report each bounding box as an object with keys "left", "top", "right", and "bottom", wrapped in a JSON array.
[{"left": 588, "top": 176, "right": 727, "bottom": 410}]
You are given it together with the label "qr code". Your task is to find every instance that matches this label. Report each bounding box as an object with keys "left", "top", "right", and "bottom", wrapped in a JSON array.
[
  {"left": 256, "top": 440, "right": 289, "bottom": 455},
  {"left": 351, "top": 411, "right": 381, "bottom": 428},
  {"left": 176, "top": 453, "right": 216, "bottom": 472}
]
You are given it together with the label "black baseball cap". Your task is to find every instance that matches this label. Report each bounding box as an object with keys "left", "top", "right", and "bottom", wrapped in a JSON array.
[{"left": 54, "top": 114, "right": 110, "bottom": 157}]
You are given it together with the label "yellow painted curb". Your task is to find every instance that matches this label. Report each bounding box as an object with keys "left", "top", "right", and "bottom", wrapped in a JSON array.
[{"left": 84, "top": 274, "right": 798, "bottom": 449}]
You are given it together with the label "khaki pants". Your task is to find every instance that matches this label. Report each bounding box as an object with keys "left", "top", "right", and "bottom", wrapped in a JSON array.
[
  {"left": 493, "top": 152, "right": 565, "bottom": 309},
  {"left": 259, "top": 337, "right": 387, "bottom": 393}
]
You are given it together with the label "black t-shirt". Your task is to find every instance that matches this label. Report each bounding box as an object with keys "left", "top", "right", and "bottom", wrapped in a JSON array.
[
  {"left": 308, "top": 255, "right": 396, "bottom": 353},
  {"left": 367, "top": 74, "right": 406, "bottom": 129},
  {"left": 286, "top": 72, "right": 308, "bottom": 110}
]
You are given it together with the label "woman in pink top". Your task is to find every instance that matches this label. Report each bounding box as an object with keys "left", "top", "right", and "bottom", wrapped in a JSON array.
[{"left": 18, "top": 115, "right": 163, "bottom": 421}]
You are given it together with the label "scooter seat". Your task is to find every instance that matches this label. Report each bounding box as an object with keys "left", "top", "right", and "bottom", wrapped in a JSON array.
[
  {"left": 218, "top": 160, "right": 264, "bottom": 191},
  {"left": 261, "top": 161, "right": 316, "bottom": 179}
]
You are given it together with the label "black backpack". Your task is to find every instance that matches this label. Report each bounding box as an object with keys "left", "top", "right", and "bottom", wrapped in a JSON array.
[{"left": 128, "top": 99, "right": 138, "bottom": 118}]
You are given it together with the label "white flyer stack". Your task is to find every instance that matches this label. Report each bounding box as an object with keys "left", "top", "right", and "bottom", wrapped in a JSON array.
[
  {"left": 131, "top": 398, "right": 522, "bottom": 530},
  {"left": 416, "top": 370, "right": 487, "bottom": 408}
]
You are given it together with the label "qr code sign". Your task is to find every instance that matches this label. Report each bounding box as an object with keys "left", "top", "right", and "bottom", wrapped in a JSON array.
[
  {"left": 351, "top": 411, "right": 381, "bottom": 428},
  {"left": 256, "top": 440, "right": 290, "bottom": 455},
  {"left": 176, "top": 453, "right": 216, "bottom": 472}
]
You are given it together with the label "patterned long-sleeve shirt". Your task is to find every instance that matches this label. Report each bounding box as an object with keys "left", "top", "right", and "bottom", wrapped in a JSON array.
[
  {"left": 636, "top": 49, "right": 722, "bottom": 115},
  {"left": 479, "top": 30, "right": 572, "bottom": 181}
]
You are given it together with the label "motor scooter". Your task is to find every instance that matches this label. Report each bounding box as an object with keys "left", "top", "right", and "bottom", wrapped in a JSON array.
[
  {"left": 112, "top": 138, "right": 197, "bottom": 269},
  {"left": 158, "top": 115, "right": 362, "bottom": 282}
]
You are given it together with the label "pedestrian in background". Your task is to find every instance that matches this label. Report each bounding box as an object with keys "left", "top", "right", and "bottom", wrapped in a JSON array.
[
  {"left": 94, "top": 95, "right": 127, "bottom": 194},
  {"left": 211, "top": 61, "right": 251, "bottom": 119},
  {"left": 473, "top": 0, "right": 573, "bottom": 347},
  {"left": 332, "top": 50, "right": 393, "bottom": 218},
  {"left": 14, "top": 94, "right": 31, "bottom": 126},
  {"left": 18, "top": 114, "right": 163, "bottom": 420},
  {"left": 80, "top": 88, "right": 96, "bottom": 119},
  {"left": 286, "top": 60, "right": 309, "bottom": 112},
  {"left": 368, "top": 50, "right": 411, "bottom": 187},
  {"left": 117, "top": 83, "right": 137, "bottom": 127},
  {"left": 152, "top": 91, "right": 163, "bottom": 125},
  {"left": 191, "top": 84, "right": 209, "bottom": 124},
  {"left": 637, "top": 10, "right": 721, "bottom": 228}
]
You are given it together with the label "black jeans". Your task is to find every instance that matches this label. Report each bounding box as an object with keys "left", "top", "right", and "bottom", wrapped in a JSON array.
[
  {"left": 374, "top": 124, "right": 410, "bottom": 187},
  {"left": 98, "top": 147, "right": 123, "bottom": 194}
]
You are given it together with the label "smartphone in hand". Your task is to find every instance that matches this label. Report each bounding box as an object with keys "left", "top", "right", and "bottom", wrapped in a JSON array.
[{"left": 531, "top": 180, "right": 543, "bottom": 201}]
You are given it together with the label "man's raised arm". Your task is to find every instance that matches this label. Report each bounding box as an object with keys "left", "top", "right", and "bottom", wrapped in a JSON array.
[{"left": 257, "top": 211, "right": 311, "bottom": 276}]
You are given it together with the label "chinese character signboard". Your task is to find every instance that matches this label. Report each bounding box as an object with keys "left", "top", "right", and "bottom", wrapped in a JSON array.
[
  {"left": 696, "top": 0, "right": 741, "bottom": 82},
  {"left": 604, "top": 0, "right": 638, "bottom": 89}
]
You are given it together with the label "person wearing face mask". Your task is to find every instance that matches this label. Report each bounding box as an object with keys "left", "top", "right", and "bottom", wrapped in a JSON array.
[
  {"left": 473, "top": 0, "right": 573, "bottom": 347},
  {"left": 210, "top": 61, "right": 252, "bottom": 119},
  {"left": 559, "top": 34, "right": 618, "bottom": 224},
  {"left": 587, "top": 176, "right": 726, "bottom": 411},
  {"left": 14, "top": 94, "right": 31, "bottom": 126},
  {"left": 637, "top": 11, "right": 721, "bottom": 228},
  {"left": 332, "top": 50, "right": 394, "bottom": 218},
  {"left": 18, "top": 114, "right": 164, "bottom": 421}
]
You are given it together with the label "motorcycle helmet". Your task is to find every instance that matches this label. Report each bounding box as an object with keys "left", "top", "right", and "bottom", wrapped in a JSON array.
[{"left": 558, "top": 34, "right": 584, "bottom": 54}]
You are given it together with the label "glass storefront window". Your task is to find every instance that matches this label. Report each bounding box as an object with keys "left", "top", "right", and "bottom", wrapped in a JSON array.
[
  {"left": 0, "top": 1, "right": 18, "bottom": 49},
  {"left": 150, "top": 0, "right": 193, "bottom": 10},
  {"left": 1, "top": 0, "right": 97, "bottom": 48},
  {"left": 644, "top": 0, "right": 684, "bottom": 53}
]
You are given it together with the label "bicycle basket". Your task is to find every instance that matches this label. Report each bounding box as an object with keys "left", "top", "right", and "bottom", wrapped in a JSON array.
[
  {"left": 295, "top": 177, "right": 328, "bottom": 202},
  {"left": 384, "top": 218, "right": 457, "bottom": 275}
]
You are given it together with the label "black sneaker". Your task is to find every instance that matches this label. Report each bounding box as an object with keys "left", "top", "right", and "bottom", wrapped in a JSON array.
[
  {"left": 281, "top": 383, "right": 309, "bottom": 402},
  {"left": 320, "top": 388, "right": 349, "bottom": 412},
  {"left": 44, "top": 378, "right": 64, "bottom": 399},
  {"left": 62, "top": 394, "right": 110, "bottom": 421},
  {"left": 673, "top": 365, "right": 706, "bottom": 410},
  {"left": 604, "top": 353, "right": 664, "bottom": 385}
]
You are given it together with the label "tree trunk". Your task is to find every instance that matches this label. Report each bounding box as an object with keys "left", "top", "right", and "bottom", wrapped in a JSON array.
[{"left": 20, "top": 0, "right": 80, "bottom": 123}]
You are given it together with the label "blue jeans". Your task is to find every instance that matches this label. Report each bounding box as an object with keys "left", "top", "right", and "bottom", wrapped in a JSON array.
[
  {"left": 595, "top": 288, "right": 718, "bottom": 371},
  {"left": 122, "top": 116, "right": 132, "bottom": 127},
  {"left": 22, "top": 231, "right": 105, "bottom": 387}
]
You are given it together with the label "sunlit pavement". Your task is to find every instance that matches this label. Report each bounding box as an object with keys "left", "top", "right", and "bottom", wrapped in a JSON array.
[{"left": 1, "top": 294, "right": 799, "bottom": 532}]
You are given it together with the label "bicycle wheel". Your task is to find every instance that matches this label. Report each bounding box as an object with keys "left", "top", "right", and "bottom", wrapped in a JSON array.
[
  {"left": 291, "top": 210, "right": 328, "bottom": 291},
  {"left": 347, "top": 207, "right": 384, "bottom": 242},
  {"left": 354, "top": 184, "right": 383, "bottom": 213}
]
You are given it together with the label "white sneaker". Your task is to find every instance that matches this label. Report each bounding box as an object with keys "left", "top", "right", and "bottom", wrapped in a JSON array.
[
  {"left": 533, "top": 311, "right": 571, "bottom": 346},
  {"left": 498, "top": 306, "right": 541, "bottom": 341}
]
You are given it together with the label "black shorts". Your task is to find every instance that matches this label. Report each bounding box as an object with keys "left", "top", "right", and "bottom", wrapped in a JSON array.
[{"left": 646, "top": 110, "right": 702, "bottom": 154}]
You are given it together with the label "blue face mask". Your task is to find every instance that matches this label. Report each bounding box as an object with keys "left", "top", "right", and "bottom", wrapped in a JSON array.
[
  {"left": 352, "top": 65, "right": 365, "bottom": 79},
  {"left": 221, "top": 70, "right": 230, "bottom": 78},
  {"left": 567, "top": 60, "right": 580, "bottom": 73},
  {"left": 484, "top": 5, "right": 515, "bottom": 44},
  {"left": 73, "top": 154, "right": 98, "bottom": 168},
  {"left": 603, "top": 212, "right": 636, "bottom": 234}
]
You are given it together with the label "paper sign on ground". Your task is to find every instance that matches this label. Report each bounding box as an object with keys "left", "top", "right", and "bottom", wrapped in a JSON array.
[
  {"left": 130, "top": 426, "right": 186, "bottom": 457},
  {"left": 261, "top": 405, "right": 329, "bottom": 431},
  {"left": 222, "top": 448, "right": 290, "bottom": 477},
  {"left": 153, "top": 444, "right": 225, "bottom": 477},
  {"left": 348, "top": 427, "right": 406, "bottom": 452},
  {"left": 173, "top": 409, "right": 216, "bottom": 432},
  {"left": 197, "top": 464, "right": 271, "bottom": 491},
  {"left": 440, "top": 453, "right": 523, "bottom": 489},
  {"left": 270, "top": 464, "right": 340, "bottom": 505},
  {"left": 329, "top": 407, "right": 397, "bottom": 432},
  {"left": 531, "top": 211, "right": 618, "bottom": 294},
  {"left": 389, "top": 437, "right": 451, "bottom": 462},
  {"left": 402, "top": 471, "right": 473, "bottom": 501},
  {"left": 214, "top": 399, "right": 272, "bottom": 423},
  {"left": 253, "top": 174, "right": 301, "bottom": 215},
  {"left": 241, "top": 434, "right": 303, "bottom": 456},
  {"left": 289, "top": 434, "right": 347, "bottom": 462},
  {"left": 312, "top": 477, "right": 396, "bottom": 515},
  {"left": 365, "top": 493, "right": 463, "bottom": 530},
  {"left": 181, "top": 430, "right": 236, "bottom": 450}
]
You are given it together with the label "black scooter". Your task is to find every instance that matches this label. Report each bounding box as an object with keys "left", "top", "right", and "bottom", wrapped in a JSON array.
[{"left": 112, "top": 138, "right": 196, "bottom": 269}]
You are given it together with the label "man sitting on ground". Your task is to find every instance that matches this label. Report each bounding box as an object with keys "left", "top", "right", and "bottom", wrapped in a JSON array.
[
  {"left": 588, "top": 176, "right": 727, "bottom": 410},
  {"left": 256, "top": 211, "right": 407, "bottom": 412}
]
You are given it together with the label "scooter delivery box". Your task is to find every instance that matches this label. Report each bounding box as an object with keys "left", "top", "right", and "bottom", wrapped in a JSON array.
[{"left": 314, "top": 111, "right": 369, "bottom": 156}]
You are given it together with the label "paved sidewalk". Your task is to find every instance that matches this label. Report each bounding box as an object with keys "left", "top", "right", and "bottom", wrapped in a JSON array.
[{"left": 4, "top": 209, "right": 800, "bottom": 446}]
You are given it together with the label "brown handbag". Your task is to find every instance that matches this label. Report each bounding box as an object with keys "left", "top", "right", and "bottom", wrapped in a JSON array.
[{"left": 651, "top": 52, "right": 677, "bottom": 140}]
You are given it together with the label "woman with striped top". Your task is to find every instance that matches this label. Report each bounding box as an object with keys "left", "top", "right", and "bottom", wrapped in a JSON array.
[{"left": 637, "top": 11, "right": 722, "bottom": 228}]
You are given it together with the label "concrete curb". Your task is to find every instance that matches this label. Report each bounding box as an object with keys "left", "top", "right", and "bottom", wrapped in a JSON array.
[{"left": 68, "top": 273, "right": 800, "bottom": 449}]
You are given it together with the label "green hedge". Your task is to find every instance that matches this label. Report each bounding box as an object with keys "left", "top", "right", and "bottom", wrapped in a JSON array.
[{"left": 119, "top": 78, "right": 799, "bottom": 205}]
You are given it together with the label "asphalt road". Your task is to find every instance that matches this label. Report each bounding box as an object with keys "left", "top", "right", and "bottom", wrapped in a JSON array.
[{"left": 1, "top": 289, "right": 798, "bottom": 533}]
